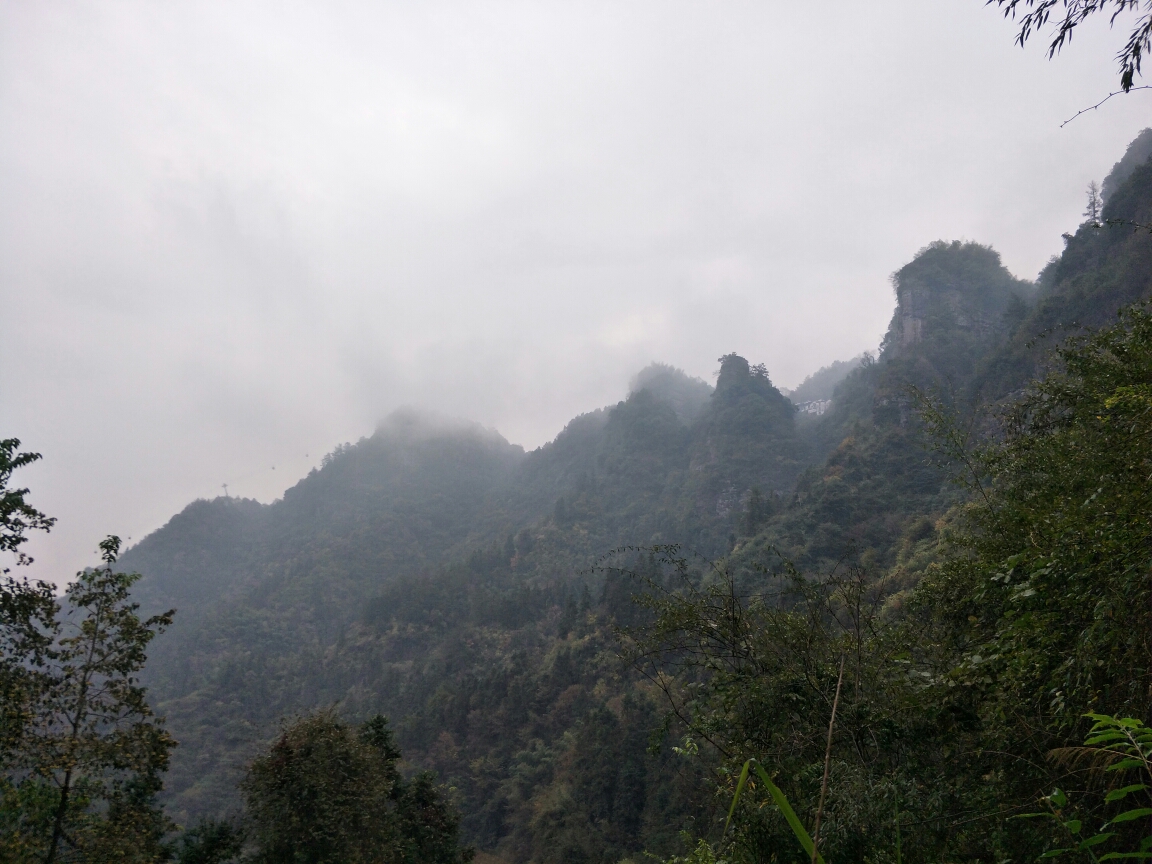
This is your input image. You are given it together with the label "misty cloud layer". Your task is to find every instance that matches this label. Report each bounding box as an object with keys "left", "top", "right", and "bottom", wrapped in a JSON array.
[{"left": 2, "top": 1, "right": 1148, "bottom": 578}]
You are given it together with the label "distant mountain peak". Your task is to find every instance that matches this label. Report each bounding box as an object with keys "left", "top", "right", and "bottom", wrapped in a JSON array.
[
  {"left": 884, "top": 240, "right": 1030, "bottom": 356},
  {"left": 1102, "top": 127, "right": 1152, "bottom": 203},
  {"left": 628, "top": 362, "right": 712, "bottom": 423},
  {"left": 715, "top": 353, "right": 770, "bottom": 390},
  {"left": 374, "top": 407, "right": 515, "bottom": 449}
]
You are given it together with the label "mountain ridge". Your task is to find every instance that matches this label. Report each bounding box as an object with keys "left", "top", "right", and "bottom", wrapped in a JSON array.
[{"left": 117, "top": 138, "right": 1152, "bottom": 863}]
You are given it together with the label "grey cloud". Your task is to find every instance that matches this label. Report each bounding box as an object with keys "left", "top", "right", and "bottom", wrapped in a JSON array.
[{"left": 1, "top": 0, "right": 1149, "bottom": 580}]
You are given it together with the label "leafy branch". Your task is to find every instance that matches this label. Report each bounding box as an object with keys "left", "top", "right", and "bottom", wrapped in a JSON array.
[
  {"left": 1014, "top": 714, "right": 1152, "bottom": 860},
  {"left": 989, "top": 0, "right": 1152, "bottom": 92}
]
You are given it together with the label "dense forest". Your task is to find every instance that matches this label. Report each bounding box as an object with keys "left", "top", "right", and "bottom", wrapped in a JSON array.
[{"left": 4, "top": 129, "right": 1152, "bottom": 862}]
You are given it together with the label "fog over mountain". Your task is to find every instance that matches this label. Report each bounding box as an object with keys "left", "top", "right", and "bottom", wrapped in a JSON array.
[{"left": 2, "top": 1, "right": 1149, "bottom": 580}]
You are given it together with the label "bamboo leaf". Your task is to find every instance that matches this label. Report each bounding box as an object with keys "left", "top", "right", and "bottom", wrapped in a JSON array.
[
  {"left": 1108, "top": 807, "right": 1152, "bottom": 824},
  {"left": 1080, "top": 833, "right": 1115, "bottom": 848},
  {"left": 1086, "top": 732, "right": 1129, "bottom": 745},
  {"left": 1105, "top": 784, "right": 1146, "bottom": 802},
  {"left": 1107, "top": 759, "right": 1145, "bottom": 772}
]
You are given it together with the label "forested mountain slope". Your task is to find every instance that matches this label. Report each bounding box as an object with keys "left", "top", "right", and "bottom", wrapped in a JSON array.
[
  {"left": 735, "top": 240, "right": 1033, "bottom": 579},
  {"left": 130, "top": 410, "right": 527, "bottom": 621},
  {"left": 976, "top": 146, "right": 1152, "bottom": 397},
  {"left": 125, "top": 354, "right": 807, "bottom": 837},
  {"left": 120, "top": 139, "right": 1152, "bottom": 863}
]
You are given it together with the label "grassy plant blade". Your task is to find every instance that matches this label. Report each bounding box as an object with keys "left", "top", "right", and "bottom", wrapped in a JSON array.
[
  {"left": 751, "top": 763, "right": 826, "bottom": 864},
  {"left": 724, "top": 759, "right": 753, "bottom": 836},
  {"left": 724, "top": 759, "right": 827, "bottom": 864}
]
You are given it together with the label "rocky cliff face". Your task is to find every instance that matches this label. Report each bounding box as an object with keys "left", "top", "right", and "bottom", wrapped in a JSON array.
[{"left": 887, "top": 240, "right": 1031, "bottom": 354}]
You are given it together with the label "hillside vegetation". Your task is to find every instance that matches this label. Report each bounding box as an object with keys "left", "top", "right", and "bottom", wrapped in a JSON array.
[{"left": 97, "top": 134, "right": 1152, "bottom": 862}]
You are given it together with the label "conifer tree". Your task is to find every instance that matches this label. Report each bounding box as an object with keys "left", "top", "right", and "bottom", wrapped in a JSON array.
[{"left": 1084, "top": 179, "right": 1103, "bottom": 224}]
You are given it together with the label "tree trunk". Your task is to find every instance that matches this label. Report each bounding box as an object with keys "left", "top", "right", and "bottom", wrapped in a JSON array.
[{"left": 43, "top": 765, "right": 72, "bottom": 864}]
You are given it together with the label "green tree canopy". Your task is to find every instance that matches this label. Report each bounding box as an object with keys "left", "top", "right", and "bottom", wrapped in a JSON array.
[
  {"left": 623, "top": 302, "right": 1152, "bottom": 861},
  {"left": 242, "top": 709, "right": 473, "bottom": 864},
  {"left": 1, "top": 536, "right": 176, "bottom": 864},
  {"left": 0, "top": 438, "right": 55, "bottom": 568}
]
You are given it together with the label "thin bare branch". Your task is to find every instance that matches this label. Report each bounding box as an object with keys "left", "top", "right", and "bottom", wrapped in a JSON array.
[{"left": 1061, "top": 85, "right": 1152, "bottom": 126}]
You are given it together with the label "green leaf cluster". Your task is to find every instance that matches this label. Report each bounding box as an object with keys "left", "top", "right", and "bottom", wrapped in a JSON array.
[
  {"left": 1, "top": 538, "right": 175, "bottom": 864},
  {"left": 240, "top": 709, "right": 471, "bottom": 864}
]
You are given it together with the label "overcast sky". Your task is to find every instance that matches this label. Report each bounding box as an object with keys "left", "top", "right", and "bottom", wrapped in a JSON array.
[{"left": 2, "top": 0, "right": 1149, "bottom": 579}]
